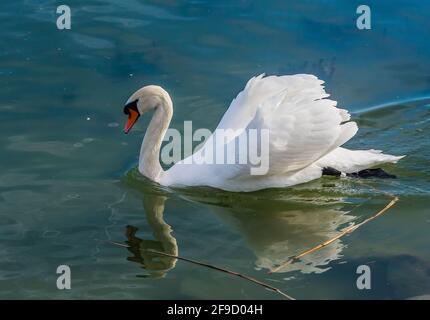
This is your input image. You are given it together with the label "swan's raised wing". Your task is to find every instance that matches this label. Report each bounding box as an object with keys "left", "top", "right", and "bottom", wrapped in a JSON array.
[
  {"left": 166, "top": 74, "right": 358, "bottom": 189},
  {"left": 221, "top": 74, "right": 358, "bottom": 177}
]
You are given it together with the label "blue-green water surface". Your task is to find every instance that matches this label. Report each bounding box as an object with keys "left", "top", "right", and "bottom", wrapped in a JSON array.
[{"left": 0, "top": 0, "right": 429, "bottom": 299}]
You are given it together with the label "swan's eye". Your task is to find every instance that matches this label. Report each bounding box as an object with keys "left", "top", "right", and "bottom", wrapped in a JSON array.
[
  {"left": 123, "top": 99, "right": 139, "bottom": 115},
  {"left": 123, "top": 99, "right": 140, "bottom": 134}
]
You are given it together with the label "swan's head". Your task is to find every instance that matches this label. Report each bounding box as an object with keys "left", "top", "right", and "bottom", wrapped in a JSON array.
[{"left": 123, "top": 85, "right": 168, "bottom": 134}]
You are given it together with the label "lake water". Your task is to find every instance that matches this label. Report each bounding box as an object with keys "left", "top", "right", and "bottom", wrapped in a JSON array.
[{"left": 1, "top": 0, "right": 429, "bottom": 299}]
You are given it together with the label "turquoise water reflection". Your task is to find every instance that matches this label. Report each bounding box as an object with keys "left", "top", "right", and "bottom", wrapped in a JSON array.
[{"left": 0, "top": 1, "right": 429, "bottom": 299}]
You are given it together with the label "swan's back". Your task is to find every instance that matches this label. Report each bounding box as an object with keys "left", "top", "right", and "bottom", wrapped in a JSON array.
[{"left": 163, "top": 74, "right": 402, "bottom": 192}]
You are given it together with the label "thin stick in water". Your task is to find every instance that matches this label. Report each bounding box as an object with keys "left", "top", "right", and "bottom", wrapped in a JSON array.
[
  {"left": 108, "top": 241, "right": 295, "bottom": 300},
  {"left": 269, "top": 195, "right": 399, "bottom": 274}
]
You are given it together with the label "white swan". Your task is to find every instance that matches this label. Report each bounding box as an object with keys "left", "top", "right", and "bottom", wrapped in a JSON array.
[{"left": 123, "top": 74, "right": 404, "bottom": 192}]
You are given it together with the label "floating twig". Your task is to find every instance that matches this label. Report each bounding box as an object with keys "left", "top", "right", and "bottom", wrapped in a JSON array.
[
  {"left": 108, "top": 241, "right": 295, "bottom": 300},
  {"left": 269, "top": 195, "right": 399, "bottom": 274}
]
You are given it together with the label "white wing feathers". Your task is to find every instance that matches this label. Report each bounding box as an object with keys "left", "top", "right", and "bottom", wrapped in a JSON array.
[
  {"left": 164, "top": 73, "right": 404, "bottom": 190},
  {"left": 219, "top": 74, "right": 358, "bottom": 177}
]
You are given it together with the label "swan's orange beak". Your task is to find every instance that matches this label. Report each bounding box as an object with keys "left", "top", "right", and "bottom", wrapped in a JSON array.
[{"left": 124, "top": 109, "right": 140, "bottom": 134}]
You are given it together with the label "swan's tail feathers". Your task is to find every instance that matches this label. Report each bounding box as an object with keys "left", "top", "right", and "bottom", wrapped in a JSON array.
[
  {"left": 366, "top": 149, "right": 406, "bottom": 163},
  {"left": 362, "top": 149, "right": 406, "bottom": 168},
  {"left": 316, "top": 147, "right": 406, "bottom": 173}
]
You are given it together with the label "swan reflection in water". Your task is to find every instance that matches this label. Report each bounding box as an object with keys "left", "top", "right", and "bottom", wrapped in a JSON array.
[
  {"left": 124, "top": 194, "right": 178, "bottom": 278},
  {"left": 123, "top": 179, "right": 357, "bottom": 276}
]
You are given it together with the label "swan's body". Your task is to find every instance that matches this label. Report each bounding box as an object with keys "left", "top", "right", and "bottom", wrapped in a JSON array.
[{"left": 123, "top": 74, "right": 404, "bottom": 192}]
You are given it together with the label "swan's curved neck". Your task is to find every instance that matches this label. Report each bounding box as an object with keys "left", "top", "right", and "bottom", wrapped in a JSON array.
[{"left": 139, "top": 89, "right": 173, "bottom": 182}]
